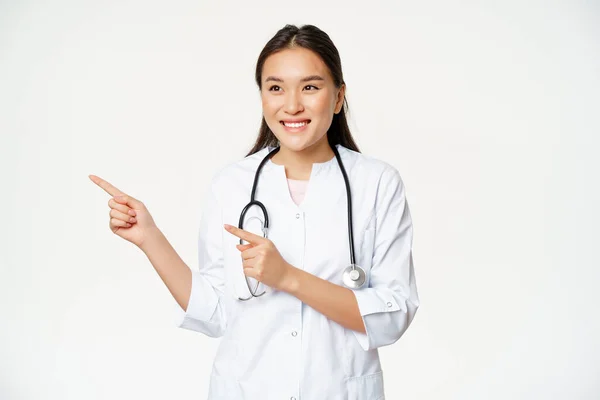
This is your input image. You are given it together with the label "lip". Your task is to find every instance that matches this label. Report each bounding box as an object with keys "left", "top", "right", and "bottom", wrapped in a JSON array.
[
  {"left": 280, "top": 119, "right": 310, "bottom": 133},
  {"left": 280, "top": 119, "right": 311, "bottom": 123}
]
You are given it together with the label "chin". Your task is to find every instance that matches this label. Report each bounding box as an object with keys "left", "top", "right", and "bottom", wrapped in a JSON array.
[{"left": 277, "top": 138, "right": 312, "bottom": 152}]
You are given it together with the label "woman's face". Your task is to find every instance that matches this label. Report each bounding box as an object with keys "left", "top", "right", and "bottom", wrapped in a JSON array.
[{"left": 260, "top": 47, "right": 345, "bottom": 154}]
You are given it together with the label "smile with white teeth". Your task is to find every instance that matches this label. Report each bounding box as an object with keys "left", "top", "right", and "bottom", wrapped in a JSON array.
[{"left": 282, "top": 121, "right": 309, "bottom": 128}]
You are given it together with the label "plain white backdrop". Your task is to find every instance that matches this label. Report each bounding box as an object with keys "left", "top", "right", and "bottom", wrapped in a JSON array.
[{"left": 1, "top": 0, "right": 599, "bottom": 399}]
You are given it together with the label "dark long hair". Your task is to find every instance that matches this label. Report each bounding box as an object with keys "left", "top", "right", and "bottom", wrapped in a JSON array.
[{"left": 246, "top": 24, "right": 360, "bottom": 157}]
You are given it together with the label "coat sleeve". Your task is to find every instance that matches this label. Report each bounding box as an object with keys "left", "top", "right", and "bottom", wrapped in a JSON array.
[
  {"left": 351, "top": 166, "right": 420, "bottom": 351},
  {"left": 173, "top": 178, "right": 227, "bottom": 337}
]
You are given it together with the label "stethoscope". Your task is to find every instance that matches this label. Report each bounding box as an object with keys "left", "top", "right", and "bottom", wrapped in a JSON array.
[{"left": 237, "top": 144, "right": 367, "bottom": 301}]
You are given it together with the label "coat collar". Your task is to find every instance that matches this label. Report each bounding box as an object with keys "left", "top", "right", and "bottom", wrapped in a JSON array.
[{"left": 259, "top": 144, "right": 352, "bottom": 177}]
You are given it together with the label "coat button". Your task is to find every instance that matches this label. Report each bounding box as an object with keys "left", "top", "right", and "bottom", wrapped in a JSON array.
[
  {"left": 295, "top": 213, "right": 300, "bottom": 219},
  {"left": 291, "top": 331, "right": 297, "bottom": 337},
  {"left": 387, "top": 302, "right": 393, "bottom": 307},
  {"left": 291, "top": 397, "right": 297, "bottom": 400}
]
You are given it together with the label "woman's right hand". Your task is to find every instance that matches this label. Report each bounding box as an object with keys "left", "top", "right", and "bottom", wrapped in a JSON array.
[{"left": 89, "top": 174, "right": 158, "bottom": 249}]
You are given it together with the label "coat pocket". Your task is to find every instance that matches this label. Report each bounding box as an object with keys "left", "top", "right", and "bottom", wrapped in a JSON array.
[{"left": 346, "top": 370, "right": 385, "bottom": 400}]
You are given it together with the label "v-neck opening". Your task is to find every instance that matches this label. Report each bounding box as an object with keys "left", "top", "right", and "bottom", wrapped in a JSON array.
[
  {"left": 287, "top": 179, "right": 309, "bottom": 207},
  {"left": 270, "top": 164, "right": 316, "bottom": 211},
  {"left": 264, "top": 144, "right": 343, "bottom": 211}
]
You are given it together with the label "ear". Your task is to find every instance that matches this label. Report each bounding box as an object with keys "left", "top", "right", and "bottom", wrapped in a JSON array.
[{"left": 334, "top": 84, "right": 346, "bottom": 114}]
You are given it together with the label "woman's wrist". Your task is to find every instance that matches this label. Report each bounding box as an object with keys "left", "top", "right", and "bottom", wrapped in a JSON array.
[
  {"left": 280, "top": 263, "right": 301, "bottom": 294},
  {"left": 139, "top": 226, "right": 165, "bottom": 254}
]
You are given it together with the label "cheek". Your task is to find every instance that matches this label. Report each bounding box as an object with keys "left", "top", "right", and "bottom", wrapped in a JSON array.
[
  {"left": 262, "top": 98, "right": 283, "bottom": 120},
  {"left": 307, "top": 94, "right": 335, "bottom": 115},
  {"left": 260, "top": 100, "right": 282, "bottom": 134}
]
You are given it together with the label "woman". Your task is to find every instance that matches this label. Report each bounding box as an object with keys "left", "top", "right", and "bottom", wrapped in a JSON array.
[{"left": 90, "top": 24, "right": 419, "bottom": 400}]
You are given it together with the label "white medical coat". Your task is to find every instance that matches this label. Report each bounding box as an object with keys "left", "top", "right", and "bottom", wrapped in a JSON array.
[{"left": 175, "top": 144, "right": 419, "bottom": 400}]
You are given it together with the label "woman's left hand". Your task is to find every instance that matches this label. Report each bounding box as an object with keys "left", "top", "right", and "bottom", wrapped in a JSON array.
[{"left": 224, "top": 224, "right": 295, "bottom": 291}]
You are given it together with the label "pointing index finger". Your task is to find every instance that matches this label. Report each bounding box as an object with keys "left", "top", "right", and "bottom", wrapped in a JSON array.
[
  {"left": 88, "top": 174, "right": 124, "bottom": 197},
  {"left": 224, "top": 224, "right": 266, "bottom": 244}
]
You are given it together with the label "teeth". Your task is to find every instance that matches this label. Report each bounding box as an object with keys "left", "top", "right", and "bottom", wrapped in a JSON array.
[{"left": 283, "top": 121, "right": 308, "bottom": 128}]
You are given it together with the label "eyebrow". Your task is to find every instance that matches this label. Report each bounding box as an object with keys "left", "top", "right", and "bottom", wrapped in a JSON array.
[{"left": 264, "top": 75, "right": 325, "bottom": 83}]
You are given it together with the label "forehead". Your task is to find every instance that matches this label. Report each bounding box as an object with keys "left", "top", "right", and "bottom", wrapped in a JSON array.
[{"left": 262, "top": 47, "right": 330, "bottom": 81}]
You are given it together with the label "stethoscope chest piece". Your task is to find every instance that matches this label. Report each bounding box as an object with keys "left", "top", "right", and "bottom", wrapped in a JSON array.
[{"left": 342, "top": 264, "right": 367, "bottom": 289}]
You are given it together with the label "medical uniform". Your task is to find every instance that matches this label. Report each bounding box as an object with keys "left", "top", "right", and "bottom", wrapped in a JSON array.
[{"left": 175, "top": 144, "right": 419, "bottom": 400}]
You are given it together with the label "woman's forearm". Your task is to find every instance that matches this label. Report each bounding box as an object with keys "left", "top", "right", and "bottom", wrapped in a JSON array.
[
  {"left": 282, "top": 264, "right": 366, "bottom": 334},
  {"left": 139, "top": 228, "right": 192, "bottom": 311}
]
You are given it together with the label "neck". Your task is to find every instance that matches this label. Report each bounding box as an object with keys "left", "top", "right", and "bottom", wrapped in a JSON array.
[{"left": 270, "top": 139, "right": 335, "bottom": 180}]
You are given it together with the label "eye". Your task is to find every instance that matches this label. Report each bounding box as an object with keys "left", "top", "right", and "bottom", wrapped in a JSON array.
[
  {"left": 268, "top": 85, "right": 281, "bottom": 92},
  {"left": 304, "top": 85, "right": 319, "bottom": 91}
]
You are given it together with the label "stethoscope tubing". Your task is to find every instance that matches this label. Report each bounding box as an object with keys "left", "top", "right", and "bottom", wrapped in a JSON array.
[{"left": 238, "top": 144, "right": 360, "bottom": 300}]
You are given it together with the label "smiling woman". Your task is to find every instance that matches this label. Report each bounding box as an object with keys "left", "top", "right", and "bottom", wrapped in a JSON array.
[
  {"left": 249, "top": 25, "right": 359, "bottom": 179},
  {"left": 91, "top": 23, "right": 419, "bottom": 400},
  {"left": 261, "top": 61, "right": 336, "bottom": 146}
]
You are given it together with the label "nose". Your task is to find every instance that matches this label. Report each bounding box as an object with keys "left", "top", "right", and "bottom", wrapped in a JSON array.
[{"left": 283, "top": 90, "right": 304, "bottom": 114}]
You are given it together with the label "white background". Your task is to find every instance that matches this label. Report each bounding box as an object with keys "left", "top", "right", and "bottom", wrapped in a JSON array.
[{"left": 1, "top": 0, "right": 599, "bottom": 399}]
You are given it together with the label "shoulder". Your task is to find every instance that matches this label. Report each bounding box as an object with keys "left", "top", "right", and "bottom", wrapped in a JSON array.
[
  {"left": 206, "top": 147, "right": 273, "bottom": 196},
  {"left": 339, "top": 145, "right": 405, "bottom": 189}
]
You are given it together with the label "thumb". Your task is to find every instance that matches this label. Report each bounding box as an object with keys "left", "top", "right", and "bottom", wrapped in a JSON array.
[
  {"left": 114, "top": 194, "right": 143, "bottom": 208},
  {"left": 236, "top": 243, "right": 254, "bottom": 251}
]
